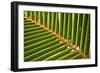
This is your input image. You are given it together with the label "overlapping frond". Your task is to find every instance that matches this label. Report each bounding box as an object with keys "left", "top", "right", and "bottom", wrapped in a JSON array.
[{"left": 24, "top": 11, "right": 90, "bottom": 62}]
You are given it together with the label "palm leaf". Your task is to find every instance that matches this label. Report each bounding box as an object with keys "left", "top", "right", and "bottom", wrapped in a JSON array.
[{"left": 24, "top": 11, "right": 90, "bottom": 62}]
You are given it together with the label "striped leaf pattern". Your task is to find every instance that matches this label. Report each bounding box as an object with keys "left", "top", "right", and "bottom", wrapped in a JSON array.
[{"left": 24, "top": 11, "right": 90, "bottom": 62}]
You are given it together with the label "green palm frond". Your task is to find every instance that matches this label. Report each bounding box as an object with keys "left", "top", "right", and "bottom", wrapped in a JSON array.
[{"left": 24, "top": 11, "right": 90, "bottom": 62}]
